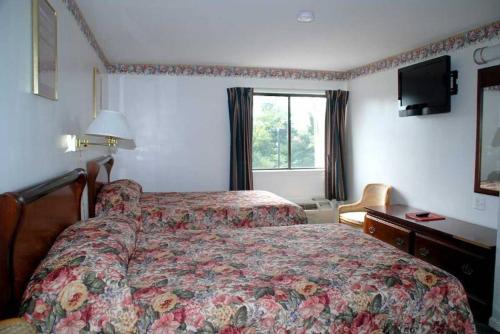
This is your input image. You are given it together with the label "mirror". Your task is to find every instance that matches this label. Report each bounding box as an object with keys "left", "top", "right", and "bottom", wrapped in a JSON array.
[{"left": 475, "top": 65, "right": 500, "bottom": 196}]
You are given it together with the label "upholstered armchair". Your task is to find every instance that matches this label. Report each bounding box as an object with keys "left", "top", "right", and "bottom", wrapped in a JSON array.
[{"left": 337, "top": 183, "right": 392, "bottom": 228}]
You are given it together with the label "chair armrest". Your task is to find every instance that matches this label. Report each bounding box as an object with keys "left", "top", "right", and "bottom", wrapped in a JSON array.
[
  {"left": 338, "top": 202, "right": 365, "bottom": 214},
  {"left": 0, "top": 318, "right": 35, "bottom": 334},
  {"left": 337, "top": 202, "right": 366, "bottom": 224}
]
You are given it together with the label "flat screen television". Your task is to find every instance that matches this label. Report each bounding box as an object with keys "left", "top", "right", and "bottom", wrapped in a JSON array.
[{"left": 398, "top": 55, "right": 457, "bottom": 117}]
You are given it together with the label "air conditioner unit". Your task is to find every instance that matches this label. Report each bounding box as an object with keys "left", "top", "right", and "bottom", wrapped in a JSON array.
[
  {"left": 298, "top": 198, "right": 332, "bottom": 211},
  {"left": 299, "top": 198, "right": 335, "bottom": 225}
]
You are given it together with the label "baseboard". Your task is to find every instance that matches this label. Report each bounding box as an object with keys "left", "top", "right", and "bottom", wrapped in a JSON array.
[{"left": 490, "top": 316, "right": 500, "bottom": 331}]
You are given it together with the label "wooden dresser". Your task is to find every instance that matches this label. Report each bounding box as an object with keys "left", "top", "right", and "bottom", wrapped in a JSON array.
[{"left": 364, "top": 205, "right": 496, "bottom": 323}]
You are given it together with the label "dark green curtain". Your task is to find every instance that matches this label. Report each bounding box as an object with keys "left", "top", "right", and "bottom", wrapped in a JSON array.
[
  {"left": 325, "top": 90, "right": 349, "bottom": 200},
  {"left": 228, "top": 87, "right": 254, "bottom": 190}
]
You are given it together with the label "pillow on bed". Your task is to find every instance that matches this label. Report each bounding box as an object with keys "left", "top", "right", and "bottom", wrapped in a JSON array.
[
  {"left": 21, "top": 215, "right": 138, "bottom": 333},
  {"left": 95, "top": 179, "right": 142, "bottom": 219}
]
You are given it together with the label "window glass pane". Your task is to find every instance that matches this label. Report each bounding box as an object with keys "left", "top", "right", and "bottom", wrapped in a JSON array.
[
  {"left": 290, "top": 96, "right": 326, "bottom": 168},
  {"left": 252, "top": 96, "right": 289, "bottom": 169}
]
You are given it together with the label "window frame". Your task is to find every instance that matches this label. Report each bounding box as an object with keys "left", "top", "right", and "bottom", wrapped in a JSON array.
[{"left": 252, "top": 92, "right": 326, "bottom": 171}]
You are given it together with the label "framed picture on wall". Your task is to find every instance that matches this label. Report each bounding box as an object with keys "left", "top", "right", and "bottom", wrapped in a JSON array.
[
  {"left": 93, "top": 67, "right": 102, "bottom": 118},
  {"left": 33, "top": 0, "right": 57, "bottom": 100}
]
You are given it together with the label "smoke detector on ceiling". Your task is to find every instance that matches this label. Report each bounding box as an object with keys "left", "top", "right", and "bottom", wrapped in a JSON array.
[{"left": 297, "top": 10, "right": 315, "bottom": 23}]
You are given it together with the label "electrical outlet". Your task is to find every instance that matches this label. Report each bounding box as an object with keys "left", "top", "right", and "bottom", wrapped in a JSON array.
[{"left": 473, "top": 195, "right": 486, "bottom": 211}]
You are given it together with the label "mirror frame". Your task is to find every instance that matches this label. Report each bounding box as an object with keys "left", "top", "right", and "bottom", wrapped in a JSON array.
[{"left": 474, "top": 64, "right": 500, "bottom": 196}]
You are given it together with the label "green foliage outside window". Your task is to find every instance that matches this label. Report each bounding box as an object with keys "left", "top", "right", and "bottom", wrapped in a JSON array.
[{"left": 252, "top": 95, "right": 325, "bottom": 169}]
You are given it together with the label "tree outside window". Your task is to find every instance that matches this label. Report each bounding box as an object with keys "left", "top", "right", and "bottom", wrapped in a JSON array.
[{"left": 252, "top": 94, "right": 326, "bottom": 170}]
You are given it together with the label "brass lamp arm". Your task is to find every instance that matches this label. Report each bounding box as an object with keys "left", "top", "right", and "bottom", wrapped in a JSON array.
[{"left": 76, "top": 136, "right": 118, "bottom": 148}]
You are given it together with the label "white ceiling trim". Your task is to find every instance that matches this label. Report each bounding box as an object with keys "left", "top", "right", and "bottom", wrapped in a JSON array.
[{"left": 61, "top": 1, "right": 499, "bottom": 81}]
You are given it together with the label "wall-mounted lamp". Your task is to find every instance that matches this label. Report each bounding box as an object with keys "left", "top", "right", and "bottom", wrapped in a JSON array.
[
  {"left": 76, "top": 109, "right": 134, "bottom": 149},
  {"left": 473, "top": 43, "right": 500, "bottom": 65}
]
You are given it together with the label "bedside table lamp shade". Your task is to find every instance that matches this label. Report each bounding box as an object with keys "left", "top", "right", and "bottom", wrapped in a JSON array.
[
  {"left": 75, "top": 110, "right": 134, "bottom": 149},
  {"left": 86, "top": 109, "right": 133, "bottom": 140}
]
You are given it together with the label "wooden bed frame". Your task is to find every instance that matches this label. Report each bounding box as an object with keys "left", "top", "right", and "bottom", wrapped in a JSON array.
[
  {"left": 87, "top": 155, "right": 114, "bottom": 218},
  {"left": 0, "top": 169, "right": 86, "bottom": 319}
]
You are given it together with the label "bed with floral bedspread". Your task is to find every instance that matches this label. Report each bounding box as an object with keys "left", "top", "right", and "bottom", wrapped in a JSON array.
[
  {"left": 138, "top": 191, "right": 308, "bottom": 232},
  {"left": 21, "top": 216, "right": 475, "bottom": 333},
  {"left": 95, "top": 180, "right": 308, "bottom": 232}
]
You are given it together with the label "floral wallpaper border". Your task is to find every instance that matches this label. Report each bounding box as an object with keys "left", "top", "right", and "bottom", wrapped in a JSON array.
[
  {"left": 106, "top": 64, "right": 348, "bottom": 81},
  {"left": 60, "top": 0, "right": 109, "bottom": 66},
  {"left": 347, "top": 20, "right": 500, "bottom": 80},
  {"left": 61, "top": 0, "right": 499, "bottom": 81}
]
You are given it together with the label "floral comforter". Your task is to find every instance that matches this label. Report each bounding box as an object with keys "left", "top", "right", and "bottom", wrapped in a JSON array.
[
  {"left": 21, "top": 216, "right": 138, "bottom": 333},
  {"left": 138, "top": 190, "right": 308, "bottom": 232},
  {"left": 22, "top": 217, "right": 475, "bottom": 333}
]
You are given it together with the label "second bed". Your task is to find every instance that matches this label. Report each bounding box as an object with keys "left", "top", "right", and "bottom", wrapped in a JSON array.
[{"left": 88, "top": 156, "right": 307, "bottom": 232}]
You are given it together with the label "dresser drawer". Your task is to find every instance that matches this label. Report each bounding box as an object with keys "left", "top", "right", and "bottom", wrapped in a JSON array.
[
  {"left": 414, "top": 234, "right": 490, "bottom": 300},
  {"left": 364, "top": 215, "right": 412, "bottom": 252}
]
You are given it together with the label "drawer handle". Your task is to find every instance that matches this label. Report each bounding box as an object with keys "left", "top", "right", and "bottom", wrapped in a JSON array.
[
  {"left": 461, "top": 263, "right": 474, "bottom": 276},
  {"left": 395, "top": 237, "right": 405, "bottom": 247},
  {"left": 418, "top": 247, "right": 430, "bottom": 257},
  {"left": 368, "top": 226, "right": 376, "bottom": 234}
]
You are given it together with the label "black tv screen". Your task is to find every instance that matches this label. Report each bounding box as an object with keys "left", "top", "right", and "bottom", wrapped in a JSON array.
[{"left": 398, "top": 55, "right": 452, "bottom": 116}]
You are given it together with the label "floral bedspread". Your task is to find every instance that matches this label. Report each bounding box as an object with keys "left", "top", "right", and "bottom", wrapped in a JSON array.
[
  {"left": 21, "top": 218, "right": 475, "bottom": 333},
  {"left": 21, "top": 215, "right": 139, "bottom": 333},
  {"left": 129, "top": 224, "right": 475, "bottom": 333},
  {"left": 138, "top": 190, "right": 308, "bottom": 232}
]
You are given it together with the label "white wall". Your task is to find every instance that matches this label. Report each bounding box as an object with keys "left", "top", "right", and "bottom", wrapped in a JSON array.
[
  {"left": 0, "top": 0, "right": 107, "bottom": 195},
  {"left": 346, "top": 40, "right": 500, "bottom": 229},
  {"left": 107, "top": 74, "right": 346, "bottom": 200}
]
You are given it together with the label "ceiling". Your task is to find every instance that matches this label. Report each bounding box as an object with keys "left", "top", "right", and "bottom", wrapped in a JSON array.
[{"left": 76, "top": 0, "right": 500, "bottom": 71}]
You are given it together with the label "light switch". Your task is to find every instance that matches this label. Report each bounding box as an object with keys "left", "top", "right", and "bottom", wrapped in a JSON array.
[{"left": 473, "top": 195, "right": 486, "bottom": 211}]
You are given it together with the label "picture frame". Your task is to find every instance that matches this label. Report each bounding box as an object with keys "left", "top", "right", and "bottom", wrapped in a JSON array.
[
  {"left": 92, "top": 67, "right": 102, "bottom": 118},
  {"left": 33, "top": 0, "right": 58, "bottom": 100}
]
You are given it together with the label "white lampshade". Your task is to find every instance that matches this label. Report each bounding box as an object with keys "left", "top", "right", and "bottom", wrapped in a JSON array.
[{"left": 86, "top": 109, "right": 134, "bottom": 140}]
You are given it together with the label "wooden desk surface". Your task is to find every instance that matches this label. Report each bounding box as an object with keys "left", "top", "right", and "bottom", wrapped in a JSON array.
[{"left": 365, "top": 204, "right": 497, "bottom": 249}]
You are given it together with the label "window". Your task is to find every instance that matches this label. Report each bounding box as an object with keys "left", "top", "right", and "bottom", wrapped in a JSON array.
[{"left": 252, "top": 93, "right": 326, "bottom": 170}]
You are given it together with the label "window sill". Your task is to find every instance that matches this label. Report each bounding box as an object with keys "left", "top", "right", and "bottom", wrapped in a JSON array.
[{"left": 253, "top": 169, "right": 325, "bottom": 173}]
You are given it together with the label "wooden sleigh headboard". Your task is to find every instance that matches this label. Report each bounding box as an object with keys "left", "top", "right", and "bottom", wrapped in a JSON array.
[
  {"left": 0, "top": 169, "right": 86, "bottom": 319},
  {"left": 87, "top": 155, "right": 114, "bottom": 218}
]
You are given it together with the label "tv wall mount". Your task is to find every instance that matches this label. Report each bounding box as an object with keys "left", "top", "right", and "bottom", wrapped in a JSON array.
[{"left": 450, "top": 70, "right": 458, "bottom": 95}]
